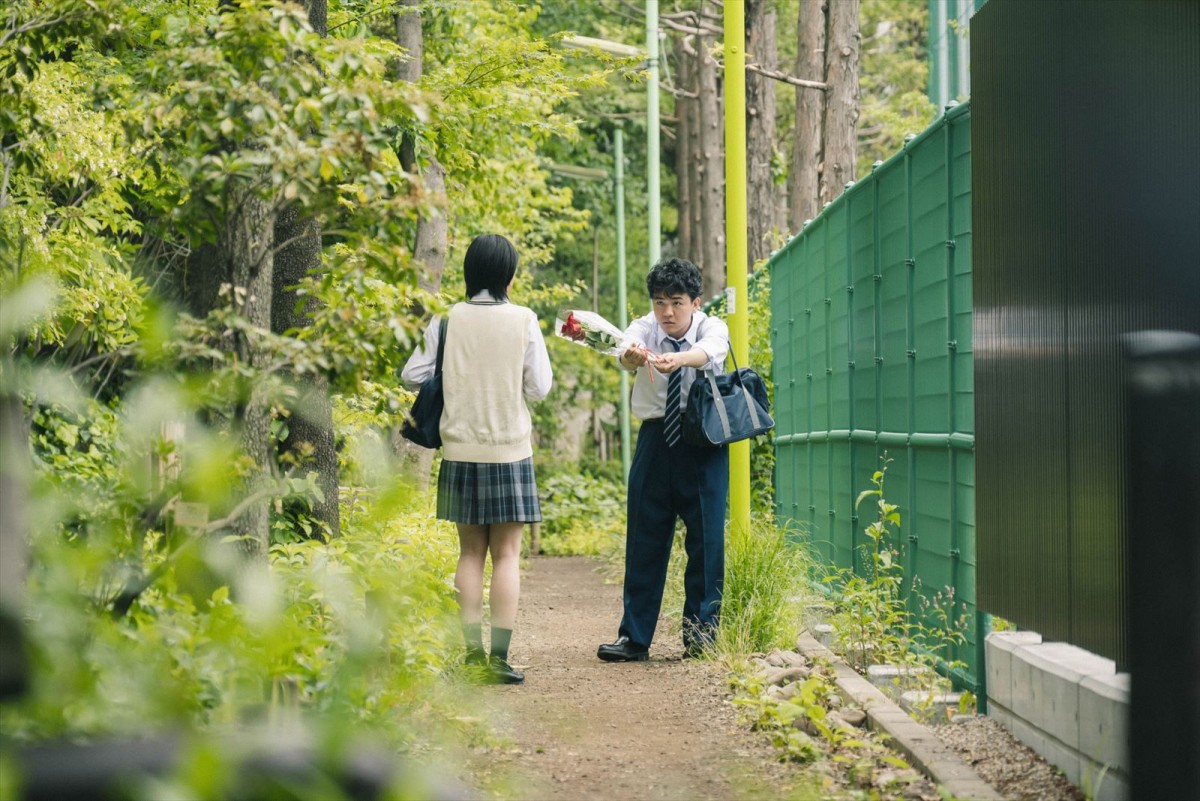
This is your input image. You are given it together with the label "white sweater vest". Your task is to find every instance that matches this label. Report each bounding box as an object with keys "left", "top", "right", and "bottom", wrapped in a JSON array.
[{"left": 440, "top": 301, "right": 535, "bottom": 463}]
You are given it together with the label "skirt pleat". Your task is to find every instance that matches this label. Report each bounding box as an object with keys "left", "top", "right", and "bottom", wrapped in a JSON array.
[{"left": 436, "top": 457, "right": 542, "bottom": 524}]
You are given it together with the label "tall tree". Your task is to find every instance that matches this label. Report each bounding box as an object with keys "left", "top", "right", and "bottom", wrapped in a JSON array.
[
  {"left": 746, "top": 0, "right": 781, "bottom": 265},
  {"left": 788, "top": 0, "right": 827, "bottom": 229},
  {"left": 664, "top": 4, "right": 723, "bottom": 292},
  {"left": 271, "top": 0, "right": 340, "bottom": 540},
  {"left": 672, "top": 32, "right": 694, "bottom": 264},
  {"left": 391, "top": 0, "right": 449, "bottom": 481},
  {"left": 695, "top": 9, "right": 725, "bottom": 294},
  {"left": 820, "top": 0, "right": 860, "bottom": 203}
]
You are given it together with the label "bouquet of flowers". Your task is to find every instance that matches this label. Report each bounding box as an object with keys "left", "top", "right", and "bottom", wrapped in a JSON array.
[
  {"left": 555, "top": 310, "right": 630, "bottom": 356},
  {"left": 555, "top": 310, "right": 655, "bottom": 379}
]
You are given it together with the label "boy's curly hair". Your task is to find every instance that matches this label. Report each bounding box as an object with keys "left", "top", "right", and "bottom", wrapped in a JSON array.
[{"left": 646, "top": 257, "right": 703, "bottom": 299}]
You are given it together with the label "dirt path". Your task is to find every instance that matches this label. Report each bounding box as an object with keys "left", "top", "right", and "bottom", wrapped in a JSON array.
[{"left": 461, "top": 556, "right": 818, "bottom": 801}]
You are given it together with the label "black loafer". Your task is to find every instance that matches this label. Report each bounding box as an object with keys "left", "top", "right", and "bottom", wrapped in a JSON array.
[
  {"left": 489, "top": 658, "right": 525, "bottom": 685},
  {"left": 597, "top": 636, "right": 649, "bottom": 662}
]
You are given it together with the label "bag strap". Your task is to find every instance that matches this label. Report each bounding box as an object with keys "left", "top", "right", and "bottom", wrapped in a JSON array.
[
  {"left": 434, "top": 316, "right": 448, "bottom": 375},
  {"left": 696, "top": 317, "right": 762, "bottom": 433},
  {"left": 704, "top": 370, "right": 733, "bottom": 440},
  {"left": 696, "top": 318, "right": 743, "bottom": 378}
]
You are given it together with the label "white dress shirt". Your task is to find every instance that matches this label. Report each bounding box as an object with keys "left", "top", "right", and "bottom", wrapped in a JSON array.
[
  {"left": 622, "top": 310, "right": 730, "bottom": 420},
  {"left": 400, "top": 291, "right": 553, "bottom": 401}
]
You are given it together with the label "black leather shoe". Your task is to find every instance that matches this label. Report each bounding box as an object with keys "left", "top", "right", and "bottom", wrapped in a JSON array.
[
  {"left": 597, "top": 636, "right": 649, "bottom": 662},
  {"left": 682, "top": 643, "right": 705, "bottom": 660},
  {"left": 489, "top": 658, "right": 525, "bottom": 685}
]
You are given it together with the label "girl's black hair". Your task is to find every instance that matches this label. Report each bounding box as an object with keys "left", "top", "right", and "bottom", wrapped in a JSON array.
[
  {"left": 646, "top": 257, "right": 703, "bottom": 299},
  {"left": 464, "top": 234, "right": 518, "bottom": 300}
]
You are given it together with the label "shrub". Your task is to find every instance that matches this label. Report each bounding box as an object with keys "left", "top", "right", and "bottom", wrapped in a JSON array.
[
  {"left": 713, "top": 519, "right": 814, "bottom": 658},
  {"left": 535, "top": 471, "right": 625, "bottom": 557}
]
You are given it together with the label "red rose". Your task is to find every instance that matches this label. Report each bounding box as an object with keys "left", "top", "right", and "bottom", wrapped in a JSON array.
[{"left": 561, "top": 313, "right": 586, "bottom": 342}]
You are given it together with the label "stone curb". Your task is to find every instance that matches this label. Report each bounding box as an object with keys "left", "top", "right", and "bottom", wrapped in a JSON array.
[{"left": 796, "top": 633, "right": 1003, "bottom": 801}]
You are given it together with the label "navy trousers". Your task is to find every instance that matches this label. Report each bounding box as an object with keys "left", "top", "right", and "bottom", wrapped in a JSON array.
[{"left": 619, "top": 419, "right": 729, "bottom": 649}]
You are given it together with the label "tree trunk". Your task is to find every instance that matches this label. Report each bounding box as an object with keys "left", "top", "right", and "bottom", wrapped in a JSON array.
[
  {"left": 227, "top": 182, "right": 277, "bottom": 556},
  {"left": 271, "top": 0, "right": 339, "bottom": 540},
  {"left": 746, "top": 0, "right": 780, "bottom": 266},
  {"left": 272, "top": 206, "right": 340, "bottom": 539},
  {"left": 0, "top": 386, "right": 30, "bottom": 698},
  {"left": 673, "top": 32, "right": 693, "bottom": 263},
  {"left": 686, "top": 38, "right": 704, "bottom": 269},
  {"left": 696, "top": 24, "right": 725, "bottom": 295},
  {"left": 393, "top": 0, "right": 447, "bottom": 292},
  {"left": 298, "top": 0, "right": 326, "bottom": 36},
  {"left": 820, "top": 0, "right": 859, "bottom": 205},
  {"left": 390, "top": 0, "right": 448, "bottom": 484},
  {"left": 789, "top": 0, "right": 827, "bottom": 230}
]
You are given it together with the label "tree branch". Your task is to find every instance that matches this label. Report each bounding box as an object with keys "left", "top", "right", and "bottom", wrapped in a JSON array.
[
  {"left": 743, "top": 61, "right": 828, "bottom": 91},
  {"left": 660, "top": 16, "right": 722, "bottom": 36}
]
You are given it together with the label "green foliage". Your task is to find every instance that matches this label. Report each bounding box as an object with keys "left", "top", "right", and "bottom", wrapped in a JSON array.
[
  {"left": 714, "top": 519, "right": 812, "bottom": 657},
  {"left": 417, "top": 0, "right": 597, "bottom": 269},
  {"left": 827, "top": 461, "right": 909, "bottom": 672},
  {"left": 857, "top": 0, "right": 939, "bottom": 175},
  {"left": 702, "top": 265, "right": 775, "bottom": 513},
  {"left": 535, "top": 470, "right": 625, "bottom": 557},
  {"left": 10, "top": 484, "right": 460, "bottom": 735},
  {"left": 822, "top": 457, "right": 970, "bottom": 721},
  {"left": 728, "top": 663, "right": 928, "bottom": 799}
]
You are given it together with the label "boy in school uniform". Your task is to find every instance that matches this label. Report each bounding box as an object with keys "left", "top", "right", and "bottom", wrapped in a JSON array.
[{"left": 597, "top": 258, "right": 731, "bottom": 662}]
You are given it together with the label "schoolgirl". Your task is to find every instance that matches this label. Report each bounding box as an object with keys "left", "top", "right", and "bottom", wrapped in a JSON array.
[{"left": 402, "top": 234, "right": 552, "bottom": 684}]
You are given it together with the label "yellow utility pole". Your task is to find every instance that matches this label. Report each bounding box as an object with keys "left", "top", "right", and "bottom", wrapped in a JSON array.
[{"left": 724, "top": 3, "right": 750, "bottom": 536}]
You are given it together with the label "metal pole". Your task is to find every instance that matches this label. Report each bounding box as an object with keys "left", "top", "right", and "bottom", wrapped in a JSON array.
[
  {"left": 724, "top": 1, "right": 750, "bottom": 537},
  {"left": 615, "top": 129, "right": 631, "bottom": 481},
  {"left": 646, "top": 0, "right": 661, "bottom": 266}
]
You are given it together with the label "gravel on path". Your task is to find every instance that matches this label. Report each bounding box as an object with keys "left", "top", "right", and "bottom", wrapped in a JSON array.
[
  {"left": 933, "top": 716, "right": 1085, "bottom": 801},
  {"left": 456, "top": 555, "right": 1092, "bottom": 801},
  {"left": 461, "top": 555, "right": 822, "bottom": 801}
]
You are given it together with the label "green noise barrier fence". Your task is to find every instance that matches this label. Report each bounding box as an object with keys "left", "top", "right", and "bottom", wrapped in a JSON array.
[{"left": 768, "top": 101, "right": 982, "bottom": 691}]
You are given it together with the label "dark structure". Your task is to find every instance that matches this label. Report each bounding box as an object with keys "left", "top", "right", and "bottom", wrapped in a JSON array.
[
  {"left": 972, "top": 0, "right": 1199, "bottom": 668},
  {"left": 1125, "top": 333, "right": 1200, "bottom": 800}
]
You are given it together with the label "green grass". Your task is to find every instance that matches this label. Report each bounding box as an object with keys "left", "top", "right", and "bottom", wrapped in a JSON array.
[{"left": 712, "top": 519, "right": 815, "bottom": 659}]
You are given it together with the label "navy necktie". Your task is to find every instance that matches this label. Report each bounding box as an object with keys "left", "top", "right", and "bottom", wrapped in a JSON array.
[{"left": 664, "top": 338, "right": 683, "bottom": 447}]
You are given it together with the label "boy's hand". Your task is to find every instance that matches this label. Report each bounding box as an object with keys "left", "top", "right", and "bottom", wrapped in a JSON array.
[
  {"left": 650, "top": 351, "right": 684, "bottom": 373},
  {"left": 622, "top": 346, "right": 649, "bottom": 368}
]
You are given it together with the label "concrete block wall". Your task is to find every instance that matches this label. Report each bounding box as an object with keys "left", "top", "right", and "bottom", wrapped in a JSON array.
[{"left": 985, "top": 631, "right": 1130, "bottom": 801}]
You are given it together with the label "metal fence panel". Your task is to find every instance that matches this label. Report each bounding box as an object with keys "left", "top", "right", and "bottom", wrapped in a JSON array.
[{"left": 771, "top": 102, "right": 979, "bottom": 685}]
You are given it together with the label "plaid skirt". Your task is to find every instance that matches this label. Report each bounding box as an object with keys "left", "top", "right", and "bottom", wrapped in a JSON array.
[{"left": 436, "top": 457, "right": 542, "bottom": 524}]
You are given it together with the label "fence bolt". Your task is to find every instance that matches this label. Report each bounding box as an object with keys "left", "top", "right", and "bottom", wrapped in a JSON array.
[
  {"left": 906, "top": 349, "right": 917, "bottom": 358},
  {"left": 947, "top": 340, "right": 958, "bottom": 350},
  {"left": 905, "top": 258, "right": 916, "bottom": 268}
]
